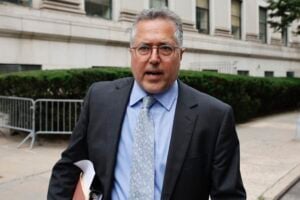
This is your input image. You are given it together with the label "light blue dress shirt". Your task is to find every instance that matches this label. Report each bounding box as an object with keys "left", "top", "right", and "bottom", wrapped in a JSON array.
[{"left": 111, "top": 80, "right": 178, "bottom": 200}]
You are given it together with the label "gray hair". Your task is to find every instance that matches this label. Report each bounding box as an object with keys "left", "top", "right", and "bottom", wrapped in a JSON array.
[{"left": 130, "top": 8, "right": 183, "bottom": 47}]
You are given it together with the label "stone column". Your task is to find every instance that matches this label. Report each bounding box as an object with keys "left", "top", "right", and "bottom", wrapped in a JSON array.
[
  {"left": 118, "top": 0, "right": 145, "bottom": 22},
  {"left": 291, "top": 21, "right": 300, "bottom": 48},
  {"left": 40, "top": 0, "right": 85, "bottom": 14},
  {"left": 214, "top": 0, "right": 232, "bottom": 38},
  {"left": 245, "top": 0, "right": 260, "bottom": 42},
  {"left": 270, "top": 17, "right": 283, "bottom": 46},
  {"left": 241, "top": 0, "right": 246, "bottom": 40},
  {"left": 171, "top": 0, "right": 197, "bottom": 32},
  {"left": 209, "top": 0, "right": 215, "bottom": 36}
]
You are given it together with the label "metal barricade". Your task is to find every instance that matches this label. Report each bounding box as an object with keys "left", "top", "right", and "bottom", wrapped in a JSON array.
[
  {"left": 296, "top": 116, "right": 300, "bottom": 140},
  {"left": 35, "top": 99, "right": 83, "bottom": 135},
  {"left": 0, "top": 96, "right": 35, "bottom": 147},
  {"left": 0, "top": 96, "right": 83, "bottom": 148}
]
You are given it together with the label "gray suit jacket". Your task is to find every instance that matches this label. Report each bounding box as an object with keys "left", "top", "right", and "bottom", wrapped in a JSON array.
[{"left": 47, "top": 77, "right": 246, "bottom": 200}]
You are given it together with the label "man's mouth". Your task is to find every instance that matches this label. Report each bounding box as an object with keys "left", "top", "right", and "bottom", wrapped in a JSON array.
[
  {"left": 145, "top": 71, "right": 162, "bottom": 75},
  {"left": 144, "top": 71, "right": 163, "bottom": 81}
]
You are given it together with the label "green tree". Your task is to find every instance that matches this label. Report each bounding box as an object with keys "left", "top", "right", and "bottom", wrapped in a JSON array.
[{"left": 267, "top": 0, "right": 300, "bottom": 35}]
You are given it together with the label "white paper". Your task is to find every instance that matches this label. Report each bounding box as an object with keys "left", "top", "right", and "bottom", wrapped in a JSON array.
[{"left": 74, "top": 160, "right": 96, "bottom": 199}]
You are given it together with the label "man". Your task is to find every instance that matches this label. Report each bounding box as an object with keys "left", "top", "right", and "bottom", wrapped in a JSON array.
[{"left": 48, "top": 8, "right": 246, "bottom": 200}]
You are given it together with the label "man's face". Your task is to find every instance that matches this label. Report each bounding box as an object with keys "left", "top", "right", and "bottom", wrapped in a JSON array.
[{"left": 130, "top": 19, "right": 184, "bottom": 94}]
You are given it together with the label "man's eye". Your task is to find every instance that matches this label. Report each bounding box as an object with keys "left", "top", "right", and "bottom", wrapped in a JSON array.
[
  {"left": 138, "top": 46, "right": 151, "bottom": 53},
  {"left": 159, "top": 45, "right": 173, "bottom": 54}
]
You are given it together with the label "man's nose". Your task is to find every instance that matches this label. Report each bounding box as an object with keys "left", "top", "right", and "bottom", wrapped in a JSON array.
[{"left": 149, "top": 48, "right": 160, "bottom": 65}]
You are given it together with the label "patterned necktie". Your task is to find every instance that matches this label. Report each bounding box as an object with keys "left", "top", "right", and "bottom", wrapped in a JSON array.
[{"left": 129, "top": 96, "right": 156, "bottom": 200}]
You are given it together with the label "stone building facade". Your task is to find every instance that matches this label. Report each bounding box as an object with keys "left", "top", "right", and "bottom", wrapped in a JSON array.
[{"left": 0, "top": 0, "right": 299, "bottom": 77}]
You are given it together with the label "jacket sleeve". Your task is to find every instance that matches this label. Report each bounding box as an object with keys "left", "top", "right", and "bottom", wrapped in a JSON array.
[
  {"left": 210, "top": 107, "right": 246, "bottom": 200},
  {"left": 47, "top": 84, "right": 94, "bottom": 200}
]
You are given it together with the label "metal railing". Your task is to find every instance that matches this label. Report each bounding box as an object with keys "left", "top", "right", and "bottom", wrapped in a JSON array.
[
  {"left": 35, "top": 99, "right": 83, "bottom": 135},
  {"left": 0, "top": 96, "right": 83, "bottom": 148},
  {"left": 296, "top": 116, "right": 300, "bottom": 140}
]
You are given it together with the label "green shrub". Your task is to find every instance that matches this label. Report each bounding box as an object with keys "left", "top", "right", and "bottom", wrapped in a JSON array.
[
  {"left": 0, "top": 68, "right": 132, "bottom": 99},
  {"left": 1, "top": 67, "right": 300, "bottom": 122}
]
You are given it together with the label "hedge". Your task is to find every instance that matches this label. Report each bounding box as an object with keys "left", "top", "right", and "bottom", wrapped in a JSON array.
[{"left": 0, "top": 67, "right": 300, "bottom": 122}]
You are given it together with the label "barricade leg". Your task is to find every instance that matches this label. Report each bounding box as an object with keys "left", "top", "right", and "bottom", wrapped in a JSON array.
[
  {"left": 296, "top": 117, "right": 300, "bottom": 140},
  {"left": 17, "top": 131, "right": 36, "bottom": 149}
]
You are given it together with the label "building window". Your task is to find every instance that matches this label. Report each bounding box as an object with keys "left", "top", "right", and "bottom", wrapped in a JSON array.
[
  {"left": 282, "top": 28, "right": 288, "bottom": 46},
  {"left": 202, "top": 69, "right": 218, "bottom": 73},
  {"left": 231, "top": 0, "right": 241, "bottom": 39},
  {"left": 150, "top": 0, "right": 168, "bottom": 8},
  {"left": 0, "top": 64, "right": 41, "bottom": 74},
  {"left": 1, "top": 0, "right": 31, "bottom": 6},
  {"left": 264, "top": 71, "right": 274, "bottom": 77},
  {"left": 196, "top": 0, "right": 209, "bottom": 34},
  {"left": 286, "top": 71, "right": 294, "bottom": 78},
  {"left": 85, "top": 0, "right": 112, "bottom": 19},
  {"left": 237, "top": 70, "right": 249, "bottom": 76},
  {"left": 259, "top": 7, "right": 267, "bottom": 43}
]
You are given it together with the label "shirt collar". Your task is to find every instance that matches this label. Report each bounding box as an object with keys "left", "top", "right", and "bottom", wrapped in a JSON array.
[{"left": 129, "top": 80, "right": 178, "bottom": 111}]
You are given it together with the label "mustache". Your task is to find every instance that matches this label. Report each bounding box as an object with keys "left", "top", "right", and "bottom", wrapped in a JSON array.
[{"left": 144, "top": 66, "right": 163, "bottom": 75}]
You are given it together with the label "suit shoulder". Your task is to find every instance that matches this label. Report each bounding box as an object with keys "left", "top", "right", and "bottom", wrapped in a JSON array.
[
  {"left": 91, "top": 77, "right": 133, "bottom": 88},
  {"left": 179, "top": 81, "right": 231, "bottom": 111},
  {"left": 88, "top": 77, "right": 133, "bottom": 92}
]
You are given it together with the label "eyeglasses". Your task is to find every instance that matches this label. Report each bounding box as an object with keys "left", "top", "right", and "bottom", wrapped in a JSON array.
[{"left": 130, "top": 44, "right": 180, "bottom": 57}]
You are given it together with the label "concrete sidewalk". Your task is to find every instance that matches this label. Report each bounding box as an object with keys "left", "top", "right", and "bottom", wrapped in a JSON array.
[
  {"left": 238, "top": 111, "right": 300, "bottom": 200},
  {"left": 0, "top": 133, "right": 68, "bottom": 199},
  {"left": 0, "top": 111, "right": 300, "bottom": 200}
]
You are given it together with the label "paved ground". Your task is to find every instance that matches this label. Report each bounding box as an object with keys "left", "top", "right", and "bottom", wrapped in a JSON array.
[
  {"left": 0, "top": 111, "right": 300, "bottom": 200},
  {"left": 280, "top": 180, "right": 300, "bottom": 200},
  {"left": 238, "top": 111, "right": 300, "bottom": 200},
  {"left": 0, "top": 133, "right": 68, "bottom": 199}
]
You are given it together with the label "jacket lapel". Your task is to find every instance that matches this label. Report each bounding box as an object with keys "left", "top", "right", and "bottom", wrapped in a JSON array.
[
  {"left": 161, "top": 81, "right": 199, "bottom": 199},
  {"left": 101, "top": 78, "right": 134, "bottom": 199}
]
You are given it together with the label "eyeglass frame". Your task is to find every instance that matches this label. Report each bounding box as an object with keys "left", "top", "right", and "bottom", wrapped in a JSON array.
[{"left": 130, "top": 43, "right": 183, "bottom": 58}]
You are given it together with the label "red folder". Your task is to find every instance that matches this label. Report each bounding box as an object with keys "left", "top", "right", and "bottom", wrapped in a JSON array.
[{"left": 73, "top": 175, "right": 87, "bottom": 200}]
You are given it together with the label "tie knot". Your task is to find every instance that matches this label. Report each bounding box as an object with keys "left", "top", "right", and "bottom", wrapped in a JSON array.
[{"left": 142, "top": 96, "right": 156, "bottom": 109}]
